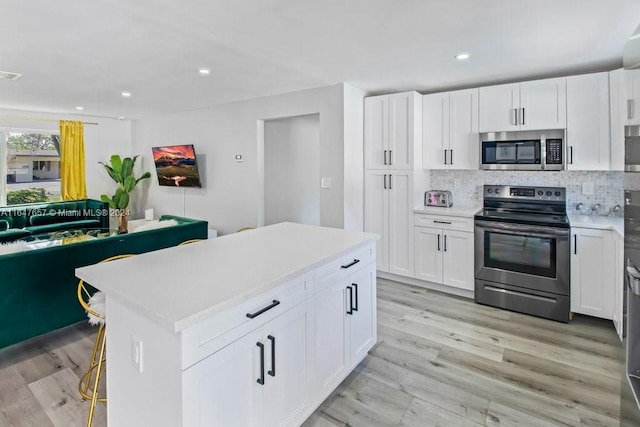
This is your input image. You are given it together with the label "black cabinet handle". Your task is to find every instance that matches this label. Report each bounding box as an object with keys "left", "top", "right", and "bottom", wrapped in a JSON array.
[
  {"left": 352, "top": 283, "right": 359, "bottom": 312},
  {"left": 433, "top": 220, "right": 451, "bottom": 224},
  {"left": 443, "top": 149, "right": 447, "bottom": 165},
  {"left": 389, "top": 174, "right": 393, "bottom": 190},
  {"left": 341, "top": 259, "right": 360, "bottom": 269},
  {"left": 521, "top": 108, "right": 525, "bottom": 125},
  {"left": 346, "top": 286, "right": 354, "bottom": 315},
  {"left": 444, "top": 235, "right": 447, "bottom": 252},
  {"left": 383, "top": 150, "right": 388, "bottom": 165},
  {"left": 256, "top": 342, "right": 265, "bottom": 385},
  {"left": 449, "top": 149, "right": 453, "bottom": 165},
  {"left": 389, "top": 150, "right": 393, "bottom": 165},
  {"left": 574, "top": 235, "right": 577, "bottom": 255},
  {"left": 569, "top": 146, "right": 573, "bottom": 164},
  {"left": 437, "top": 234, "right": 441, "bottom": 251},
  {"left": 246, "top": 300, "right": 280, "bottom": 319},
  {"left": 267, "top": 335, "right": 276, "bottom": 377},
  {"left": 383, "top": 174, "right": 387, "bottom": 189}
]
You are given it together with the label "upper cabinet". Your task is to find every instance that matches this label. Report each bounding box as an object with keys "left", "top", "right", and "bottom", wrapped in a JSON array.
[
  {"left": 364, "top": 92, "right": 422, "bottom": 170},
  {"left": 610, "top": 69, "right": 640, "bottom": 170},
  {"left": 479, "top": 77, "right": 567, "bottom": 132},
  {"left": 423, "top": 89, "right": 479, "bottom": 170},
  {"left": 566, "top": 72, "right": 610, "bottom": 170}
]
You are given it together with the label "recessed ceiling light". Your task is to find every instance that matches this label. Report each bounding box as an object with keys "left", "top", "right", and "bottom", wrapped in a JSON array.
[
  {"left": 121, "top": 91, "right": 132, "bottom": 98},
  {"left": 198, "top": 68, "right": 211, "bottom": 75},
  {"left": 75, "top": 106, "right": 84, "bottom": 111},
  {"left": 455, "top": 53, "right": 470, "bottom": 60}
]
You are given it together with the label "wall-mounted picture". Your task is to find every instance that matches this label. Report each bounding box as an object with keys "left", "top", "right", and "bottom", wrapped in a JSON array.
[{"left": 151, "top": 144, "right": 202, "bottom": 187}]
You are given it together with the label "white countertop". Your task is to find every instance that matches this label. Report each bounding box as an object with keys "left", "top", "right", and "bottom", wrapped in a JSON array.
[
  {"left": 568, "top": 214, "right": 624, "bottom": 236},
  {"left": 414, "top": 206, "right": 481, "bottom": 218},
  {"left": 75, "top": 222, "right": 378, "bottom": 333}
]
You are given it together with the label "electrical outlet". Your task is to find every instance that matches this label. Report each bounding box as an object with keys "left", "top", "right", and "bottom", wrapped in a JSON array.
[
  {"left": 321, "top": 177, "right": 332, "bottom": 189},
  {"left": 582, "top": 182, "right": 594, "bottom": 196},
  {"left": 131, "top": 336, "right": 144, "bottom": 373}
]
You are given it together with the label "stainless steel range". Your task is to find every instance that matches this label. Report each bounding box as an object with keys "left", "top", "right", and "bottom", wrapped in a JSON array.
[{"left": 474, "top": 185, "right": 570, "bottom": 322}]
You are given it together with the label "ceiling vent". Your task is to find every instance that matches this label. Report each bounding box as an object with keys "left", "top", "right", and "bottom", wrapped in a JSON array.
[{"left": 0, "top": 71, "right": 22, "bottom": 81}]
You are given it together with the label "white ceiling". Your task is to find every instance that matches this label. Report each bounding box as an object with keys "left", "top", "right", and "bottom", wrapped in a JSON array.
[{"left": 1, "top": 0, "right": 639, "bottom": 119}]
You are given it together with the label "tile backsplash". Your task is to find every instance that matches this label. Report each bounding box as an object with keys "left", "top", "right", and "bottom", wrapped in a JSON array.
[{"left": 429, "top": 170, "right": 624, "bottom": 215}]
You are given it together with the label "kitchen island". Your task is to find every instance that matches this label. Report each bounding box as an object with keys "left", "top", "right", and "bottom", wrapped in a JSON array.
[{"left": 76, "top": 222, "right": 378, "bottom": 427}]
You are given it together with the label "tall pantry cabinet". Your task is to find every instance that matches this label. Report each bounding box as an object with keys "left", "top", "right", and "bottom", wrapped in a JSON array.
[{"left": 364, "top": 92, "right": 422, "bottom": 278}]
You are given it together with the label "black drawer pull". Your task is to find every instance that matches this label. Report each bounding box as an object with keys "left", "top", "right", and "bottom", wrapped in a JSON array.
[
  {"left": 352, "top": 283, "right": 358, "bottom": 312},
  {"left": 256, "top": 342, "right": 265, "bottom": 385},
  {"left": 347, "top": 286, "right": 354, "bottom": 315},
  {"left": 246, "top": 300, "right": 280, "bottom": 319},
  {"left": 267, "top": 335, "right": 276, "bottom": 377},
  {"left": 433, "top": 220, "right": 451, "bottom": 224},
  {"left": 341, "top": 259, "right": 360, "bottom": 269}
]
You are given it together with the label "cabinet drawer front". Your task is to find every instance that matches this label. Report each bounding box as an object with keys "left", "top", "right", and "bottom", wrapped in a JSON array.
[
  {"left": 181, "top": 272, "right": 312, "bottom": 369},
  {"left": 414, "top": 214, "right": 473, "bottom": 232},
  {"left": 313, "top": 244, "right": 375, "bottom": 294}
]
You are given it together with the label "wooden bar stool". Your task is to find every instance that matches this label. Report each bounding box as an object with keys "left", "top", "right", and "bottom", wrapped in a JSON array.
[{"left": 77, "top": 254, "right": 134, "bottom": 427}]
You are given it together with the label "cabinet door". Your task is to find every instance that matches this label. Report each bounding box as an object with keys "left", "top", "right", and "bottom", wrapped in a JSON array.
[
  {"left": 519, "top": 77, "right": 567, "bottom": 131},
  {"left": 182, "top": 328, "right": 263, "bottom": 427},
  {"left": 414, "top": 227, "right": 443, "bottom": 283},
  {"left": 625, "top": 69, "right": 640, "bottom": 125},
  {"left": 364, "top": 171, "right": 389, "bottom": 273},
  {"left": 388, "top": 171, "right": 414, "bottom": 278},
  {"left": 348, "top": 263, "right": 377, "bottom": 367},
  {"left": 442, "top": 230, "right": 475, "bottom": 291},
  {"left": 388, "top": 92, "right": 416, "bottom": 170},
  {"left": 449, "top": 88, "right": 479, "bottom": 170},
  {"left": 312, "top": 280, "right": 349, "bottom": 400},
  {"left": 566, "top": 73, "right": 610, "bottom": 170},
  {"left": 364, "top": 95, "right": 388, "bottom": 169},
  {"left": 263, "top": 302, "right": 312, "bottom": 427},
  {"left": 571, "top": 228, "right": 614, "bottom": 319},
  {"left": 479, "top": 83, "right": 519, "bottom": 132},
  {"left": 422, "top": 92, "right": 449, "bottom": 169}
]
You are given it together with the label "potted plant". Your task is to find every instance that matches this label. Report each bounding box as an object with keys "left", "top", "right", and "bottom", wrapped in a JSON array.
[{"left": 99, "top": 155, "right": 151, "bottom": 233}]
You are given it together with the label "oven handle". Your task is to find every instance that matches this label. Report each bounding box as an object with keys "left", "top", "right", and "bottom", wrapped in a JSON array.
[
  {"left": 627, "top": 266, "right": 640, "bottom": 297},
  {"left": 475, "top": 220, "right": 569, "bottom": 237}
]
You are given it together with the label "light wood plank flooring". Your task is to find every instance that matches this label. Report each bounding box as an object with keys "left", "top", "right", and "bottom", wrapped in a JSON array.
[{"left": 0, "top": 278, "right": 631, "bottom": 426}]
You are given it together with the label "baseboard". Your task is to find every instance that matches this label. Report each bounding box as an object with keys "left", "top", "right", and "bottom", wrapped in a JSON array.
[{"left": 377, "top": 271, "right": 474, "bottom": 300}]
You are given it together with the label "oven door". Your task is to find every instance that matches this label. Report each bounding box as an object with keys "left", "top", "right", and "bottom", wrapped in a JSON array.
[{"left": 475, "top": 220, "right": 570, "bottom": 295}]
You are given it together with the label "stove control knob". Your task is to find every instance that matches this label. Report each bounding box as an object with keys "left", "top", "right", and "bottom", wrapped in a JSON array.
[
  {"left": 537, "top": 190, "right": 543, "bottom": 196},
  {"left": 555, "top": 191, "right": 561, "bottom": 197},
  {"left": 494, "top": 188, "right": 501, "bottom": 194},
  {"left": 427, "top": 198, "right": 432, "bottom": 204},
  {"left": 441, "top": 199, "right": 446, "bottom": 205},
  {"left": 487, "top": 189, "right": 493, "bottom": 194},
  {"left": 546, "top": 191, "right": 552, "bottom": 196}
]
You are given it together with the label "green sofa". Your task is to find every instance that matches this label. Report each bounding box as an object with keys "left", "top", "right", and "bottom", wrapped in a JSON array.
[
  {"left": 0, "top": 214, "right": 208, "bottom": 349},
  {"left": 0, "top": 199, "right": 109, "bottom": 243}
]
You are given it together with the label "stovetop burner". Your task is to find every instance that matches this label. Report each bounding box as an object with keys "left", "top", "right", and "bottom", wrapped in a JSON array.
[{"left": 475, "top": 185, "right": 569, "bottom": 228}]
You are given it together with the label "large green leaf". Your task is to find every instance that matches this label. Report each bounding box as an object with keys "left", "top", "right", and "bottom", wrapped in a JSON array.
[
  {"left": 110, "top": 155, "right": 123, "bottom": 174},
  {"left": 113, "top": 188, "right": 129, "bottom": 209},
  {"left": 99, "top": 162, "right": 121, "bottom": 184},
  {"left": 121, "top": 157, "right": 134, "bottom": 181},
  {"left": 100, "top": 194, "right": 116, "bottom": 209},
  {"left": 123, "top": 176, "right": 136, "bottom": 192},
  {"left": 136, "top": 171, "right": 152, "bottom": 184}
]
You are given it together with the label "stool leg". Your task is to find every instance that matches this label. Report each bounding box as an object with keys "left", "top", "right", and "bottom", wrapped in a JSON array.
[
  {"left": 87, "top": 324, "right": 106, "bottom": 427},
  {"left": 80, "top": 324, "right": 104, "bottom": 400}
]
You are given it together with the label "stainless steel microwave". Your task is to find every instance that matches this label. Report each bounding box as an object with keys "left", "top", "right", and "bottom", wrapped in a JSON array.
[{"left": 480, "top": 138, "right": 564, "bottom": 171}]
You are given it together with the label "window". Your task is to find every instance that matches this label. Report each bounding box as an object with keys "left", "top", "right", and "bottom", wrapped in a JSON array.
[{"left": 1, "top": 130, "right": 61, "bottom": 206}]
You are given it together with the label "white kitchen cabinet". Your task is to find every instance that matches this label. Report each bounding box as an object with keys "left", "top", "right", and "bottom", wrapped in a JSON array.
[
  {"left": 571, "top": 227, "right": 615, "bottom": 319},
  {"left": 365, "top": 91, "right": 422, "bottom": 170},
  {"left": 566, "top": 72, "right": 611, "bottom": 170},
  {"left": 624, "top": 69, "right": 640, "bottom": 126},
  {"left": 422, "top": 89, "right": 479, "bottom": 169},
  {"left": 365, "top": 170, "right": 414, "bottom": 277},
  {"left": 312, "top": 261, "right": 376, "bottom": 401},
  {"left": 183, "top": 301, "right": 312, "bottom": 427},
  {"left": 479, "top": 77, "right": 566, "bottom": 132},
  {"left": 414, "top": 214, "right": 474, "bottom": 291},
  {"left": 610, "top": 68, "right": 626, "bottom": 171},
  {"left": 613, "top": 231, "right": 624, "bottom": 341}
]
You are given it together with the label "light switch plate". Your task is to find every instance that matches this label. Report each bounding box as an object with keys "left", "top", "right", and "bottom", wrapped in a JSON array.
[
  {"left": 321, "top": 177, "right": 332, "bottom": 189},
  {"left": 582, "top": 182, "right": 594, "bottom": 196},
  {"left": 131, "top": 336, "right": 144, "bottom": 373}
]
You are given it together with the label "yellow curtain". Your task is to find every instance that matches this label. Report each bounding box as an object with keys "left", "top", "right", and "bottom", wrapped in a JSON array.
[{"left": 59, "top": 120, "right": 87, "bottom": 200}]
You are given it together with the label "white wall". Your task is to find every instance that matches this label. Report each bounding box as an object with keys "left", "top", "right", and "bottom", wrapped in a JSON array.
[
  {"left": 343, "top": 84, "right": 366, "bottom": 231},
  {"left": 0, "top": 109, "right": 132, "bottom": 205},
  {"left": 264, "top": 114, "right": 320, "bottom": 226},
  {"left": 133, "top": 83, "right": 363, "bottom": 235}
]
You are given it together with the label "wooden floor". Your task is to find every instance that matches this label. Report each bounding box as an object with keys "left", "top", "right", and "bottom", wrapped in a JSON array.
[{"left": 0, "top": 278, "right": 629, "bottom": 426}]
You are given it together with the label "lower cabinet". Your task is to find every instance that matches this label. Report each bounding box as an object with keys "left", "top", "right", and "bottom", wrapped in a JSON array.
[
  {"left": 312, "top": 262, "right": 376, "bottom": 400},
  {"left": 571, "top": 227, "right": 615, "bottom": 319},
  {"left": 182, "top": 301, "right": 312, "bottom": 427},
  {"left": 414, "top": 214, "right": 474, "bottom": 291}
]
